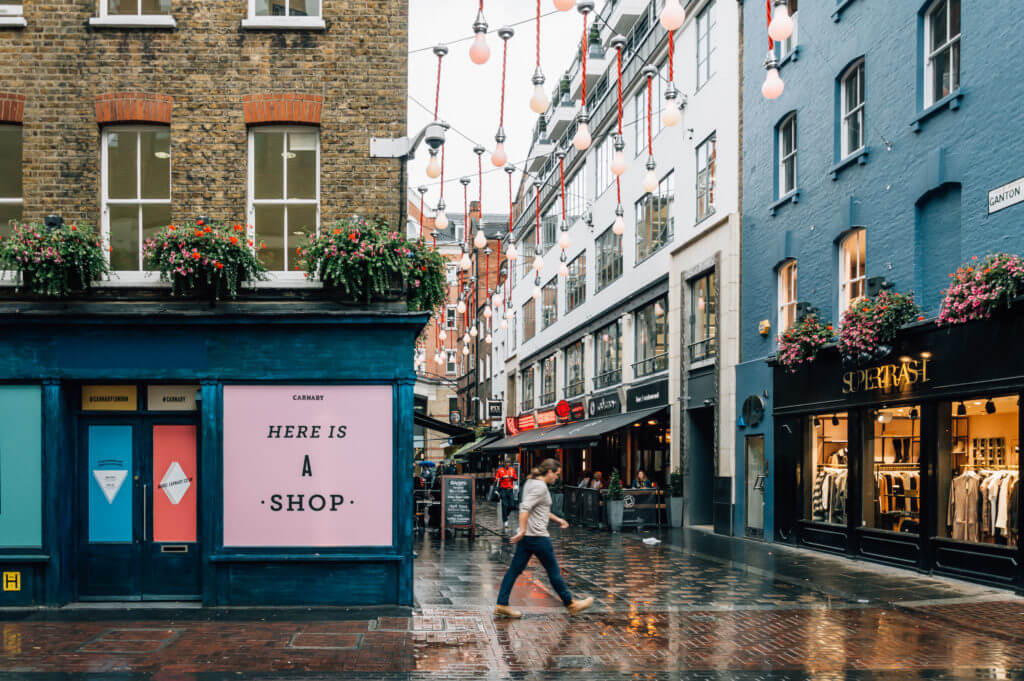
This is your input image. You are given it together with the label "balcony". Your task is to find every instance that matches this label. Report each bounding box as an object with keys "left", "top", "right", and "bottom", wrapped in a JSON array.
[
  {"left": 539, "top": 391, "right": 556, "bottom": 406},
  {"left": 689, "top": 337, "right": 717, "bottom": 363},
  {"left": 548, "top": 99, "right": 576, "bottom": 139},
  {"left": 602, "top": 0, "right": 647, "bottom": 35},
  {"left": 632, "top": 353, "right": 668, "bottom": 378},
  {"left": 565, "top": 381, "right": 585, "bottom": 399},
  {"left": 593, "top": 368, "right": 621, "bottom": 391},
  {"left": 570, "top": 49, "right": 608, "bottom": 102},
  {"left": 521, "top": 398, "right": 534, "bottom": 413},
  {"left": 528, "top": 137, "right": 554, "bottom": 173}
]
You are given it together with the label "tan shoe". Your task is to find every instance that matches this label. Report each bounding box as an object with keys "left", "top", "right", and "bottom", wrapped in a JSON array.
[
  {"left": 494, "top": 604, "right": 522, "bottom": 619},
  {"left": 566, "top": 596, "right": 594, "bottom": 615}
]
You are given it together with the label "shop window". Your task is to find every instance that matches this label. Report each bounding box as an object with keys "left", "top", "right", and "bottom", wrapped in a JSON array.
[
  {"left": 805, "top": 412, "right": 848, "bottom": 525},
  {"left": 594, "top": 319, "right": 622, "bottom": 390},
  {"left": 696, "top": 133, "right": 716, "bottom": 223},
  {"left": 838, "top": 228, "right": 867, "bottom": 316},
  {"left": 248, "top": 127, "right": 319, "bottom": 273},
  {"left": 696, "top": 0, "right": 716, "bottom": 89},
  {"left": 777, "top": 113, "right": 797, "bottom": 198},
  {"left": 635, "top": 171, "right": 674, "bottom": 262},
  {"left": 0, "top": 124, "right": 22, "bottom": 238},
  {"left": 523, "top": 298, "right": 536, "bottom": 341},
  {"left": 102, "top": 127, "right": 171, "bottom": 272},
  {"left": 689, "top": 271, "right": 717, "bottom": 362},
  {"left": 941, "top": 395, "right": 1019, "bottom": 547},
  {"left": 923, "top": 0, "right": 961, "bottom": 107},
  {"left": 840, "top": 60, "right": 865, "bottom": 159},
  {"left": 865, "top": 405, "right": 922, "bottom": 534},
  {"left": 540, "top": 355, "right": 557, "bottom": 406},
  {"left": 566, "top": 252, "right": 586, "bottom": 313},
  {"left": 541, "top": 277, "right": 558, "bottom": 329},
  {"left": 596, "top": 226, "right": 622, "bottom": 292},
  {"left": 777, "top": 260, "right": 798, "bottom": 334},
  {"left": 0, "top": 386, "right": 42, "bottom": 548},
  {"left": 565, "top": 341, "right": 584, "bottom": 398},
  {"left": 634, "top": 297, "right": 668, "bottom": 378},
  {"left": 521, "top": 365, "right": 535, "bottom": 411}
]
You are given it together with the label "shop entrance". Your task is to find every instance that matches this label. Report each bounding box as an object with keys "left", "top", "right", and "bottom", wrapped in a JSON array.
[
  {"left": 78, "top": 418, "right": 200, "bottom": 600},
  {"left": 686, "top": 407, "right": 715, "bottom": 528}
]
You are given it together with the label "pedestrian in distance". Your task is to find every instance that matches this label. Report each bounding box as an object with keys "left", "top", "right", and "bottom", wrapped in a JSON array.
[
  {"left": 494, "top": 459, "right": 594, "bottom": 619},
  {"left": 494, "top": 458, "right": 518, "bottom": 531}
]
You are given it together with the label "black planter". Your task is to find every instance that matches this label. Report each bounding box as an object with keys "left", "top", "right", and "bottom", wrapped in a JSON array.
[
  {"left": 324, "top": 271, "right": 407, "bottom": 305},
  {"left": 172, "top": 272, "right": 247, "bottom": 303},
  {"left": 19, "top": 268, "right": 89, "bottom": 296}
]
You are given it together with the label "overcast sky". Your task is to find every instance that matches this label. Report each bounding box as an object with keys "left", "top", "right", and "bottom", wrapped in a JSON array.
[{"left": 406, "top": 0, "right": 582, "bottom": 218}]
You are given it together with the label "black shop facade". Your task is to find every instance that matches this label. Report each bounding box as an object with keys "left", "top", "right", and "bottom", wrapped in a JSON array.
[{"left": 772, "top": 313, "right": 1024, "bottom": 591}]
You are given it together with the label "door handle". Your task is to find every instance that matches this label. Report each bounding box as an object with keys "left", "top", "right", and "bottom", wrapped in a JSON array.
[{"left": 142, "top": 483, "right": 148, "bottom": 542}]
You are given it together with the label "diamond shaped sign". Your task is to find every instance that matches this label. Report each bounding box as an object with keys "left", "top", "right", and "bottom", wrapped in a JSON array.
[{"left": 159, "top": 461, "right": 191, "bottom": 505}]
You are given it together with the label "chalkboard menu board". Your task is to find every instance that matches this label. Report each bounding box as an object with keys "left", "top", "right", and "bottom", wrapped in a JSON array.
[{"left": 441, "top": 475, "right": 475, "bottom": 531}]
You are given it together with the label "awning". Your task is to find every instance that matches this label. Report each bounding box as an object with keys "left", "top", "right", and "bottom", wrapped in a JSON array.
[
  {"left": 414, "top": 412, "right": 472, "bottom": 438},
  {"left": 479, "top": 406, "right": 667, "bottom": 451},
  {"left": 450, "top": 433, "right": 501, "bottom": 459},
  {"left": 479, "top": 425, "right": 562, "bottom": 452}
]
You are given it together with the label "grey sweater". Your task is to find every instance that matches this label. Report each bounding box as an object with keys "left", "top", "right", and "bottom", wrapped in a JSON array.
[{"left": 520, "top": 479, "right": 552, "bottom": 537}]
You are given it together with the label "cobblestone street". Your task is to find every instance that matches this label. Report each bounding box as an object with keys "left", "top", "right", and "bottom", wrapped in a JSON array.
[{"left": 1, "top": 503, "right": 1023, "bottom": 679}]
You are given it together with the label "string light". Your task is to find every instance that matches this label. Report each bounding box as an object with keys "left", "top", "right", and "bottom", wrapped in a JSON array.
[
  {"left": 473, "top": 147, "right": 487, "bottom": 248},
  {"left": 572, "top": 1, "right": 594, "bottom": 152},
  {"left": 556, "top": 150, "right": 571, "bottom": 251},
  {"left": 532, "top": 180, "right": 544, "bottom": 273},
  {"left": 460, "top": 176, "right": 472, "bottom": 269},
  {"left": 504, "top": 164, "right": 518, "bottom": 261},
  {"left": 558, "top": 251, "right": 569, "bottom": 277},
  {"left": 493, "top": 26, "right": 514, "bottom": 167},
  {"left": 762, "top": 3, "right": 785, "bottom": 99},
  {"left": 768, "top": 0, "right": 794, "bottom": 42},
  {"left": 529, "top": 0, "right": 549, "bottom": 114},
  {"left": 659, "top": 0, "right": 685, "bottom": 30},
  {"left": 641, "top": 64, "right": 658, "bottom": 193},
  {"left": 553, "top": 0, "right": 573, "bottom": 11},
  {"left": 613, "top": 204, "right": 625, "bottom": 236},
  {"left": 426, "top": 45, "right": 448, "bottom": 180},
  {"left": 469, "top": 1, "right": 491, "bottom": 65},
  {"left": 662, "top": 19, "right": 682, "bottom": 127}
]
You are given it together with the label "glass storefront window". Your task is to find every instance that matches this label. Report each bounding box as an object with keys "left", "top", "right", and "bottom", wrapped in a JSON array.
[
  {"left": 865, "top": 405, "right": 922, "bottom": 534},
  {"left": 594, "top": 319, "right": 622, "bottom": 390},
  {"left": 941, "top": 395, "right": 1019, "bottom": 547},
  {"left": 804, "top": 412, "right": 848, "bottom": 525}
]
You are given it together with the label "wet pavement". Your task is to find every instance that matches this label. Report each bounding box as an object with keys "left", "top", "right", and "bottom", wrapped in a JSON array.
[{"left": 2, "top": 501, "right": 1024, "bottom": 679}]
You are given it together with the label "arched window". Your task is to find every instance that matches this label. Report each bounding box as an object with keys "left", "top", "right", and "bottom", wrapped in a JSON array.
[
  {"left": 838, "top": 229, "right": 867, "bottom": 316},
  {"left": 777, "top": 260, "right": 798, "bottom": 334}
]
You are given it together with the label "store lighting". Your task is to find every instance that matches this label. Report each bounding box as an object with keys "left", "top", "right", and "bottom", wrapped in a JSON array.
[
  {"left": 633, "top": 422, "right": 641, "bottom": 427},
  {"left": 974, "top": 401, "right": 982, "bottom": 406},
  {"left": 831, "top": 414, "right": 840, "bottom": 426},
  {"left": 957, "top": 402, "right": 967, "bottom": 416},
  {"left": 647, "top": 419, "right": 658, "bottom": 426},
  {"left": 877, "top": 413, "right": 893, "bottom": 424},
  {"left": 920, "top": 352, "right": 933, "bottom": 359},
  {"left": 899, "top": 356, "right": 912, "bottom": 363},
  {"left": 985, "top": 399, "right": 996, "bottom": 414}
]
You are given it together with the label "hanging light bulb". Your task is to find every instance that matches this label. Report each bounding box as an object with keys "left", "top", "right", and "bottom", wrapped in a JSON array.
[
  {"left": 762, "top": 52, "right": 785, "bottom": 100},
  {"left": 506, "top": 241, "right": 518, "bottom": 261},
  {"left": 553, "top": 0, "right": 574, "bottom": 11},
  {"left": 474, "top": 229, "right": 487, "bottom": 249},
  {"left": 425, "top": 149, "right": 442, "bottom": 179},
  {"left": 469, "top": 10, "right": 490, "bottom": 65},
  {"left": 532, "top": 284, "right": 542, "bottom": 300},
  {"left": 434, "top": 352, "right": 443, "bottom": 365},
  {"left": 470, "top": 325, "right": 478, "bottom": 338},
  {"left": 435, "top": 197, "right": 448, "bottom": 230},
  {"left": 438, "top": 328, "right": 447, "bottom": 342},
  {"left": 492, "top": 292, "right": 503, "bottom": 308},
  {"left": 768, "top": 0, "right": 794, "bottom": 42},
  {"left": 500, "top": 318, "right": 508, "bottom": 330},
  {"left": 558, "top": 251, "right": 569, "bottom": 277},
  {"left": 530, "top": 67, "right": 550, "bottom": 114},
  {"left": 611, "top": 135, "right": 627, "bottom": 176},
  {"left": 485, "top": 333, "right": 493, "bottom": 344},
  {"left": 457, "top": 298, "right": 467, "bottom": 314},
  {"left": 533, "top": 254, "right": 544, "bottom": 272},
  {"left": 463, "top": 331, "right": 471, "bottom": 344},
  {"left": 662, "top": 85, "right": 683, "bottom": 127},
  {"left": 558, "top": 226, "right": 572, "bottom": 250},
  {"left": 462, "top": 344, "right": 470, "bottom": 355},
  {"left": 660, "top": 0, "right": 686, "bottom": 30},
  {"left": 642, "top": 156, "right": 658, "bottom": 194},
  {"left": 460, "top": 247, "right": 472, "bottom": 271},
  {"left": 612, "top": 204, "right": 625, "bottom": 235},
  {"left": 573, "top": 111, "right": 592, "bottom": 151},
  {"left": 483, "top": 304, "right": 493, "bottom": 319}
]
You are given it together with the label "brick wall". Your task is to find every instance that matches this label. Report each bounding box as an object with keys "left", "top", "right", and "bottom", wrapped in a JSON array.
[{"left": 0, "top": 0, "right": 407, "bottom": 227}]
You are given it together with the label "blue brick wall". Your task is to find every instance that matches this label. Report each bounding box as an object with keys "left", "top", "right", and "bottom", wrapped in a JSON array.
[{"left": 740, "top": 0, "right": 1024, "bottom": 361}]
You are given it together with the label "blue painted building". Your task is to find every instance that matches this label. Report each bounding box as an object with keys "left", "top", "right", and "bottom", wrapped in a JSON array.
[{"left": 735, "top": 0, "right": 1024, "bottom": 589}]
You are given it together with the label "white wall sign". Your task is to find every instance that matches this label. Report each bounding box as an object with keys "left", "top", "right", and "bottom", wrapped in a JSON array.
[{"left": 989, "top": 177, "right": 1024, "bottom": 215}]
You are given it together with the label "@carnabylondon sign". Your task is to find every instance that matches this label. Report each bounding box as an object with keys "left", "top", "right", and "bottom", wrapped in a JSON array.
[{"left": 842, "top": 357, "right": 932, "bottom": 394}]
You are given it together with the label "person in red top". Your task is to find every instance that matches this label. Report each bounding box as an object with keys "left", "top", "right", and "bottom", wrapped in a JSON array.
[{"left": 494, "top": 458, "right": 518, "bottom": 530}]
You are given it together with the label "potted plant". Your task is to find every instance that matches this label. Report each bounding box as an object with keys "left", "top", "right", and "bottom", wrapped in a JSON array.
[
  {"left": 938, "top": 253, "right": 1024, "bottom": 325},
  {"left": 143, "top": 220, "right": 268, "bottom": 302},
  {"left": 776, "top": 313, "right": 834, "bottom": 373},
  {"left": 301, "top": 217, "right": 446, "bottom": 311},
  {"left": 0, "top": 222, "right": 108, "bottom": 296},
  {"left": 548, "top": 475, "right": 564, "bottom": 517},
  {"left": 838, "top": 290, "right": 921, "bottom": 366},
  {"left": 607, "top": 469, "right": 624, "bottom": 532},
  {"left": 667, "top": 468, "right": 684, "bottom": 528}
]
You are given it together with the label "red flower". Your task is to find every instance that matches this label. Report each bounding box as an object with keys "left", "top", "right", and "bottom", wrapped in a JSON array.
[
  {"left": 197, "top": 220, "right": 204, "bottom": 226},
  {"left": 71, "top": 225, "right": 77, "bottom": 231},
  {"left": 169, "top": 225, "right": 176, "bottom": 231},
  {"left": 204, "top": 226, "right": 212, "bottom": 233},
  {"left": 333, "top": 228, "right": 342, "bottom": 235},
  {"left": 234, "top": 224, "right": 244, "bottom": 232},
  {"left": 230, "top": 236, "right": 238, "bottom": 244},
  {"left": 194, "top": 229, "right": 204, "bottom": 237},
  {"left": 215, "top": 262, "right": 224, "bottom": 270},
  {"left": 192, "top": 252, "right": 201, "bottom": 260}
]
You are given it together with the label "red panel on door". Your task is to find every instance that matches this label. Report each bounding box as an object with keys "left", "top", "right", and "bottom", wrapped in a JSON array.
[{"left": 152, "top": 425, "right": 197, "bottom": 543}]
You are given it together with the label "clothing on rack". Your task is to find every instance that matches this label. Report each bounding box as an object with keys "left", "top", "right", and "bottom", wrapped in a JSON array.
[
  {"left": 948, "top": 469, "right": 1019, "bottom": 546},
  {"left": 812, "top": 467, "right": 847, "bottom": 524}
]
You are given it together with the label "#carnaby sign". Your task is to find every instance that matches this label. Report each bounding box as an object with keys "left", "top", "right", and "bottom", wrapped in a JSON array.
[{"left": 222, "top": 385, "right": 393, "bottom": 547}]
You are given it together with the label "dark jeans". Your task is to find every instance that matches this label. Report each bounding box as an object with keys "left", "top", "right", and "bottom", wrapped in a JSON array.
[
  {"left": 496, "top": 536, "right": 573, "bottom": 607},
  {"left": 499, "top": 488, "right": 516, "bottom": 522}
]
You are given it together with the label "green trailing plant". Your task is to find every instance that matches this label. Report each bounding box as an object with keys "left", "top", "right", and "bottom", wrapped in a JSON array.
[
  {"left": 608, "top": 469, "right": 623, "bottom": 501},
  {"left": 0, "top": 222, "right": 108, "bottom": 296},
  {"left": 776, "top": 313, "right": 835, "bottom": 373},
  {"left": 669, "top": 469, "right": 683, "bottom": 497},
  {"left": 838, "top": 290, "right": 921, "bottom": 365},
  {"left": 143, "top": 220, "right": 268, "bottom": 300}
]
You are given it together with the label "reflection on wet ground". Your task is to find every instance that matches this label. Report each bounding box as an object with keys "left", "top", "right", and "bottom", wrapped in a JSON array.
[{"left": 1, "top": 502, "right": 1023, "bottom": 679}]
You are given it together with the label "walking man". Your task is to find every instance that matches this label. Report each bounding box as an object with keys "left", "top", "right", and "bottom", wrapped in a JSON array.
[
  {"left": 495, "top": 458, "right": 518, "bottom": 531},
  {"left": 494, "top": 458, "right": 594, "bottom": 618}
]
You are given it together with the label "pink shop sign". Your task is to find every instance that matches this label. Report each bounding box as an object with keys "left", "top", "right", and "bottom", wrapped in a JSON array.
[{"left": 222, "top": 385, "right": 393, "bottom": 547}]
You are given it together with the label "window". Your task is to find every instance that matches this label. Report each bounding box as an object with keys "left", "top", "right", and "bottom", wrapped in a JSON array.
[
  {"left": 696, "top": 0, "right": 716, "bottom": 89},
  {"left": 541, "top": 211, "right": 558, "bottom": 253},
  {"left": 689, "top": 271, "right": 717, "bottom": 362},
  {"left": 523, "top": 298, "right": 536, "bottom": 341},
  {"left": 696, "top": 134, "right": 716, "bottom": 223},
  {"left": 596, "top": 226, "right": 623, "bottom": 291},
  {"left": 634, "top": 297, "right": 668, "bottom": 377},
  {"left": 804, "top": 411, "right": 848, "bottom": 525},
  {"left": 594, "top": 135, "right": 614, "bottom": 197},
  {"left": 445, "top": 263, "right": 458, "bottom": 285},
  {"left": 246, "top": 0, "right": 323, "bottom": 27},
  {"left": 102, "top": 127, "right": 171, "bottom": 272},
  {"left": 594, "top": 319, "right": 622, "bottom": 389},
  {"left": 445, "top": 305, "right": 457, "bottom": 330},
  {"left": 540, "top": 354, "right": 557, "bottom": 405},
  {"left": 0, "top": 2, "right": 24, "bottom": 22},
  {"left": 565, "top": 168, "right": 587, "bottom": 224},
  {"left": 566, "top": 253, "right": 586, "bottom": 313},
  {"left": 778, "top": 114, "right": 797, "bottom": 197},
  {"left": 521, "top": 365, "right": 535, "bottom": 411},
  {"left": 924, "top": 0, "right": 961, "bottom": 107},
  {"left": 635, "top": 171, "right": 674, "bottom": 262},
  {"left": 866, "top": 405, "right": 922, "bottom": 534},
  {"left": 520, "top": 229, "right": 536, "bottom": 280},
  {"left": 511, "top": 311, "right": 518, "bottom": 349},
  {"left": 99, "top": 0, "right": 170, "bottom": 17},
  {"left": 0, "top": 125, "right": 22, "bottom": 237},
  {"left": 841, "top": 60, "right": 865, "bottom": 159},
  {"left": 564, "top": 341, "right": 584, "bottom": 398},
  {"left": 777, "top": 260, "right": 798, "bottom": 334},
  {"left": 445, "top": 350, "right": 457, "bottom": 376},
  {"left": 781, "top": 0, "right": 798, "bottom": 57},
  {"left": 248, "top": 127, "right": 320, "bottom": 273},
  {"left": 838, "top": 228, "right": 866, "bottom": 315},
  {"left": 541, "top": 277, "right": 558, "bottom": 329}
]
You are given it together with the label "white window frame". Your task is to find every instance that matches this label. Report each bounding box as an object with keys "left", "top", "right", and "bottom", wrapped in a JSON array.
[
  {"left": 100, "top": 125, "right": 171, "bottom": 278},
  {"left": 778, "top": 114, "right": 797, "bottom": 197},
  {"left": 445, "top": 305, "right": 457, "bottom": 330},
  {"left": 781, "top": 0, "right": 798, "bottom": 57},
  {"left": 243, "top": 0, "right": 325, "bottom": 30},
  {"left": 0, "top": 1, "right": 25, "bottom": 26},
  {"left": 838, "top": 229, "right": 867, "bottom": 316},
  {"left": 247, "top": 125, "right": 321, "bottom": 279},
  {"left": 90, "top": 0, "right": 175, "bottom": 27},
  {"left": 594, "top": 135, "right": 613, "bottom": 198},
  {"left": 777, "top": 260, "right": 798, "bottom": 334},
  {"left": 840, "top": 60, "right": 865, "bottom": 159},
  {"left": 445, "top": 350, "right": 457, "bottom": 376},
  {"left": 696, "top": 133, "right": 716, "bottom": 223},
  {"left": 923, "top": 0, "right": 961, "bottom": 107},
  {"left": 0, "top": 124, "right": 22, "bottom": 228},
  {"left": 445, "top": 262, "right": 458, "bottom": 285},
  {"left": 696, "top": 0, "right": 716, "bottom": 90}
]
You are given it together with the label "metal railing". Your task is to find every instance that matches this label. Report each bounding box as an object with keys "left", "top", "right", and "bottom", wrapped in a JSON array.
[
  {"left": 593, "top": 368, "right": 621, "bottom": 390},
  {"left": 689, "top": 337, "right": 717, "bottom": 363},
  {"left": 565, "top": 380, "right": 585, "bottom": 398},
  {"left": 539, "top": 391, "right": 556, "bottom": 406},
  {"left": 632, "top": 352, "right": 668, "bottom": 378}
]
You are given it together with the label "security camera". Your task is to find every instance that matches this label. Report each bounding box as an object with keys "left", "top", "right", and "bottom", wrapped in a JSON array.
[{"left": 423, "top": 122, "right": 447, "bottom": 152}]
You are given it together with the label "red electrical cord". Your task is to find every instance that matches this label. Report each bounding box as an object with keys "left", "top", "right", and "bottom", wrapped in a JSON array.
[
  {"left": 668, "top": 31, "right": 674, "bottom": 82},
  {"left": 499, "top": 37, "right": 508, "bottom": 127},
  {"left": 463, "top": 181, "right": 469, "bottom": 247},
  {"left": 536, "top": 0, "right": 541, "bottom": 66},
  {"left": 616, "top": 45, "right": 623, "bottom": 136},
  {"left": 478, "top": 154, "right": 483, "bottom": 215},
  {"left": 647, "top": 74, "right": 654, "bottom": 157},
  {"left": 766, "top": 0, "right": 774, "bottom": 50},
  {"left": 434, "top": 52, "right": 443, "bottom": 119},
  {"left": 535, "top": 185, "right": 540, "bottom": 246},
  {"left": 559, "top": 155, "right": 566, "bottom": 221}
]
